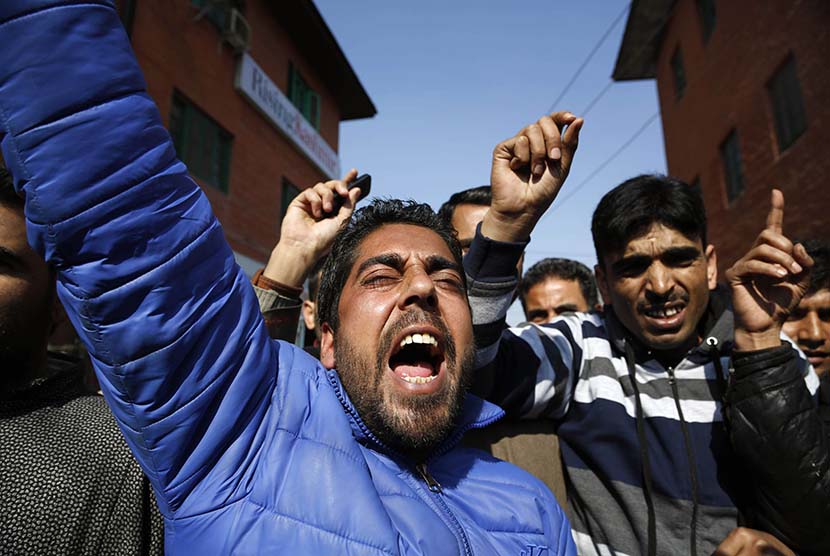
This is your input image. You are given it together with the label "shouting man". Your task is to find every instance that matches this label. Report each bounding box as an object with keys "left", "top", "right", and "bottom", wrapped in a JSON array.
[
  {"left": 464, "top": 116, "right": 822, "bottom": 555},
  {"left": 0, "top": 3, "right": 580, "bottom": 554}
]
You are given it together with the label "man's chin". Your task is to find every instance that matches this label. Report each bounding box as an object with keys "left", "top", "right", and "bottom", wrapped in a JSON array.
[
  {"left": 373, "top": 389, "right": 461, "bottom": 453},
  {"left": 640, "top": 329, "right": 698, "bottom": 355}
]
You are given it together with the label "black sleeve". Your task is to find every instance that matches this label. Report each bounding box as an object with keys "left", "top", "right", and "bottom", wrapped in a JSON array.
[{"left": 725, "top": 345, "right": 830, "bottom": 555}]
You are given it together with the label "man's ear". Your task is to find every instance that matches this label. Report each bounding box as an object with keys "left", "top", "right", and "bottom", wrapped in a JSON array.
[
  {"left": 302, "top": 300, "right": 316, "bottom": 332},
  {"left": 705, "top": 244, "right": 718, "bottom": 290},
  {"left": 594, "top": 263, "right": 611, "bottom": 306},
  {"left": 320, "top": 322, "right": 336, "bottom": 369}
]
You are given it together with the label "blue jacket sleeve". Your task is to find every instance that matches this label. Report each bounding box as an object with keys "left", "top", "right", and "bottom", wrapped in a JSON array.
[{"left": 0, "top": 1, "right": 279, "bottom": 518}]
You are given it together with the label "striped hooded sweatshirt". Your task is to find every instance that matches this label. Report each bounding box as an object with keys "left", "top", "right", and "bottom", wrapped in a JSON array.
[{"left": 464, "top": 226, "right": 819, "bottom": 556}]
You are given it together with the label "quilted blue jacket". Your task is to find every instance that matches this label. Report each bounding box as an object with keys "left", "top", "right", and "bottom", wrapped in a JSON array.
[{"left": 0, "top": 2, "right": 574, "bottom": 555}]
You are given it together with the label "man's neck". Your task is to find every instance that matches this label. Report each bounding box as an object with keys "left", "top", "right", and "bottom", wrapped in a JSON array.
[{"left": 651, "top": 341, "right": 698, "bottom": 369}]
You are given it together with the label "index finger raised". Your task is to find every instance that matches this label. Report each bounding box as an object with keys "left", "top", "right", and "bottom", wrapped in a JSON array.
[{"left": 765, "top": 189, "right": 785, "bottom": 234}]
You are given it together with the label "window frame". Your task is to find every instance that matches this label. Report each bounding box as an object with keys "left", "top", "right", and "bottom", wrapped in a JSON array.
[
  {"left": 767, "top": 55, "right": 808, "bottom": 153},
  {"left": 287, "top": 63, "right": 321, "bottom": 130},
  {"left": 280, "top": 178, "right": 301, "bottom": 222},
  {"left": 169, "top": 92, "right": 233, "bottom": 194},
  {"left": 670, "top": 47, "right": 687, "bottom": 100},
  {"left": 720, "top": 129, "right": 744, "bottom": 203},
  {"left": 696, "top": 0, "right": 716, "bottom": 44}
]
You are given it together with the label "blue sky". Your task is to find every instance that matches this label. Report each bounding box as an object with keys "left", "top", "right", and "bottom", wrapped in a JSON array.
[{"left": 314, "top": 0, "right": 668, "bottom": 319}]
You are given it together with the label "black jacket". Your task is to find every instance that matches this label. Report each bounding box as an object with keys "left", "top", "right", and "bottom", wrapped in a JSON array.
[{"left": 725, "top": 346, "right": 830, "bottom": 556}]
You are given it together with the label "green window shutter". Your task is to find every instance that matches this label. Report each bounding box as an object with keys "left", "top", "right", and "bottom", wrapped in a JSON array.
[
  {"left": 287, "top": 63, "right": 321, "bottom": 129},
  {"left": 168, "top": 91, "right": 233, "bottom": 194}
]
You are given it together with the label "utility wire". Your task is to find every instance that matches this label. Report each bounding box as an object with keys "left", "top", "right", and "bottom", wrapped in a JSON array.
[
  {"left": 533, "top": 2, "right": 682, "bottom": 226},
  {"left": 542, "top": 111, "right": 660, "bottom": 219},
  {"left": 547, "top": 2, "right": 631, "bottom": 114},
  {"left": 579, "top": 80, "right": 615, "bottom": 117}
]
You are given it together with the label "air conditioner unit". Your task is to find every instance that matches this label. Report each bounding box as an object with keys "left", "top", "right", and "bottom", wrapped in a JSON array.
[{"left": 222, "top": 8, "right": 251, "bottom": 54}]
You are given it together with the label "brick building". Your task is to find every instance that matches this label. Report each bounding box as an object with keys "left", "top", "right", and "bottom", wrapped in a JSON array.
[
  {"left": 614, "top": 0, "right": 829, "bottom": 270},
  {"left": 117, "top": 0, "right": 375, "bottom": 274}
]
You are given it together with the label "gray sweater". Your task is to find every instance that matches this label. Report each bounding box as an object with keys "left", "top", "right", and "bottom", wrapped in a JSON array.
[{"left": 0, "top": 356, "right": 163, "bottom": 556}]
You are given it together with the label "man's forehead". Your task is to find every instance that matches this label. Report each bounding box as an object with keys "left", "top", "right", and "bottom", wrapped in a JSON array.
[
  {"left": 450, "top": 203, "right": 489, "bottom": 240},
  {"left": 618, "top": 223, "right": 702, "bottom": 257},
  {"left": 528, "top": 277, "right": 587, "bottom": 306},
  {"left": 352, "top": 223, "right": 455, "bottom": 270},
  {"left": 802, "top": 288, "right": 830, "bottom": 306}
]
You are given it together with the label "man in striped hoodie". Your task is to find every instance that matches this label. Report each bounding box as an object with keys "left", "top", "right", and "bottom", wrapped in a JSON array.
[{"left": 465, "top": 114, "right": 819, "bottom": 555}]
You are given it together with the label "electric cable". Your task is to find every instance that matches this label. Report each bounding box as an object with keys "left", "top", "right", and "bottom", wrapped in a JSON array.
[
  {"left": 547, "top": 3, "right": 631, "bottom": 114},
  {"left": 541, "top": 110, "right": 660, "bottom": 219}
]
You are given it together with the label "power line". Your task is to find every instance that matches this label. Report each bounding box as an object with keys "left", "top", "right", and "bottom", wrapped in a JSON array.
[
  {"left": 579, "top": 80, "right": 614, "bottom": 117},
  {"left": 547, "top": 2, "right": 631, "bottom": 114},
  {"left": 542, "top": 111, "right": 660, "bottom": 219}
]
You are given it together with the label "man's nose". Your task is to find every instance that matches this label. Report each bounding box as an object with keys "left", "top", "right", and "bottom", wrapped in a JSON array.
[
  {"left": 645, "top": 263, "right": 675, "bottom": 299},
  {"left": 398, "top": 269, "right": 438, "bottom": 310},
  {"left": 798, "top": 312, "right": 825, "bottom": 346}
]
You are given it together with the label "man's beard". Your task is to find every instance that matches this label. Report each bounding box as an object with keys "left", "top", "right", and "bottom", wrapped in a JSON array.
[{"left": 334, "top": 311, "right": 474, "bottom": 457}]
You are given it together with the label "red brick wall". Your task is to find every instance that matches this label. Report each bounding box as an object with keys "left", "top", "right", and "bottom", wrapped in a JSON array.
[
  {"left": 128, "top": 0, "right": 341, "bottom": 263},
  {"left": 654, "top": 0, "right": 829, "bottom": 274}
]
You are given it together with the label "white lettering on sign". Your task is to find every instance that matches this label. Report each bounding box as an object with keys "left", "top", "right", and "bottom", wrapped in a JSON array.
[{"left": 235, "top": 53, "right": 340, "bottom": 179}]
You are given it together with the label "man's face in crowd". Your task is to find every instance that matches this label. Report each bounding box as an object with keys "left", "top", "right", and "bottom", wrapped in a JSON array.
[
  {"left": 320, "top": 223, "right": 475, "bottom": 454},
  {"left": 450, "top": 203, "right": 489, "bottom": 256},
  {"left": 451, "top": 202, "right": 524, "bottom": 275},
  {"left": 596, "top": 223, "right": 717, "bottom": 359},
  {"left": 783, "top": 288, "right": 830, "bottom": 375},
  {"left": 0, "top": 202, "right": 55, "bottom": 388},
  {"left": 524, "top": 277, "right": 590, "bottom": 324}
]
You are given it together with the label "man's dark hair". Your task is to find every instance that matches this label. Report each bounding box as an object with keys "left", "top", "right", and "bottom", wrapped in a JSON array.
[
  {"left": 802, "top": 239, "right": 830, "bottom": 295},
  {"left": 519, "top": 257, "right": 599, "bottom": 311},
  {"left": 317, "top": 199, "right": 464, "bottom": 332},
  {"left": 0, "top": 166, "right": 24, "bottom": 208},
  {"left": 307, "top": 257, "right": 325, "bottom": 302},
  {"left": 437, "top": 185, "right": 491, "bottom": 224},
  {"left": 591, "top": 174, "right": 706, "bottom": 265}
]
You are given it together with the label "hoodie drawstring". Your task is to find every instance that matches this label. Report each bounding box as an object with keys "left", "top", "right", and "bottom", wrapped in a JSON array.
[
  {"left": 624, "top": 341, "right": 657, "bottom": 556},
  {"left": 669, "top": 366, "right": 700, "bottom": 556},
  {"left": 708, "top": 336, "right": 727, "bottom": 401}
]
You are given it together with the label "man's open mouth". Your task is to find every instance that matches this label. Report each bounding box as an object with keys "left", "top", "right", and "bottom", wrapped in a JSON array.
[
  {"left": 388, "top": 330, "right": 445, "bottom": 385},
  {"left": 643, "top": 303, "right": 685, "bottom": 318},
  {"left": 641, "top": 302, "right": 687, "bottom": 330}
]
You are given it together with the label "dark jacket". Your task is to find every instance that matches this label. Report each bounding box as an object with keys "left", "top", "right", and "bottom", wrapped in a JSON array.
[{"left": 725, "top": 347, "right": 830, "bottom": 556}]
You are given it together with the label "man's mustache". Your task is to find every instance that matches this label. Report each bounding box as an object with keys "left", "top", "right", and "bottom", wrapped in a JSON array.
[{"left": 376, "top": 310, "right": 457, "bottom": 369}]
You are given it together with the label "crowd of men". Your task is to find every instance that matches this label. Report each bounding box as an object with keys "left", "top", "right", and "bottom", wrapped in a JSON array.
[{"left": 1, "top": 2, "right": 828, "bottom": 555}]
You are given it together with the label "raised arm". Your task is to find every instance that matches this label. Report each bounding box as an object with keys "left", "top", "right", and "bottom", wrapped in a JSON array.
[
  {"left": 254, "top": 171, "right": 363, "bottom": 341},
  {"left": 0, "top": 1, "right": 279, "bottom": 518},
  {"left": 466, "top": 113, "right": 586, "bottom": 418}
]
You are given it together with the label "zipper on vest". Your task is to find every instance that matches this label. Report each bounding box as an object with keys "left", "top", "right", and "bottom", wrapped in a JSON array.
[
  {"left": 414, "top": 462, "right": 472, "bottom": 555},
  {"left": 416, "top": 462, "right": 442, "bottom": 493}
]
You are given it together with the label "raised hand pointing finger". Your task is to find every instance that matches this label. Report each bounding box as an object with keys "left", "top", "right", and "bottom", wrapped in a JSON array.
[{"left": 765, "top": 188, "right": 784, "bottom": 234}]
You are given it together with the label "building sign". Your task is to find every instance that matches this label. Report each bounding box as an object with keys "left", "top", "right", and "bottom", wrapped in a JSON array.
[{"left": 235, "top": 53, "right": 340, "bottom": 179}]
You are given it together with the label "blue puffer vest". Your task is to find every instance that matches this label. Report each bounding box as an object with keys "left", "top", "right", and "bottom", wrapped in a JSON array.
[{"left": 0, "top": 2, "right": 574, "bottom": 554}]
